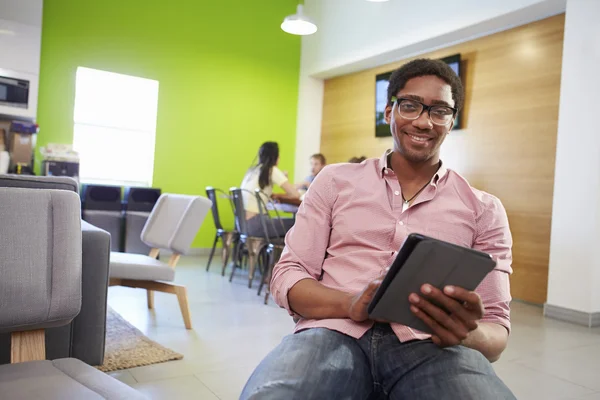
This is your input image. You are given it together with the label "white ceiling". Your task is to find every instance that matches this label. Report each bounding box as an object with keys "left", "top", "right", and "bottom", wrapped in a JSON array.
[
  {"left": 0, "top": 0, "right": 43, "bottom": 26},
  {"left": 302, "top": 0, "right": 567, "bottom": 79}
]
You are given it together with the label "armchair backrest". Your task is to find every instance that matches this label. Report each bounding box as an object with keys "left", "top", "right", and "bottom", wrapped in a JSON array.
[
  {"left": 0, "top": 187, "right": 82, "bottom": 334},
  {"left": 0, "top": 174, "right": 79, "bottom": 194},
  {"left": 141, "top": 194, "right": 212, "bottom": 255}
]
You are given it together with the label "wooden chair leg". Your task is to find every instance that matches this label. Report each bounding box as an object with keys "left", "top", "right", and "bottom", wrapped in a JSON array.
[
  {"left": 263, "top": 252, "right": 275, "bottom": 305},
  {"left": 264, "top": 286, "right": 271, "bottom": 305},
  {"left": 11, "top": 330, "right": 45, "bottom": 363},
  {"left": 221, "top": 238, "right": 231, "bottom": 277},
  {"left": 147, "top": 290, "right": 154, "bottom": 309},
  {"left": 149, "top": 248, "right": 160, "bottom": 259},
  {"left": 221, "top": 246, "right": 231, "bottom": 277},
  {"left": 168, "top": 254, "right": 181, "bottom": 268},
  {"left": 116, "top": 279, "right": 193, "bottom": 329},
  {"left": 229, "top": 241, "right": 242, "bottom": 282},
  {"left": 248, "top": 253, "right": 257, "bottom": 288},
  {"left": 175, "top": 286, "right": 192, "bottom": 329}
]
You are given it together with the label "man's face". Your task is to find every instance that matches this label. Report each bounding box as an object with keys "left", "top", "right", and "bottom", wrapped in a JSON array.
[
  {"left": 384, "top": 75, "right": 455, "bottom": 163},
  {"left": 310, "top": 158, "right": 324, "bottom": 176}
]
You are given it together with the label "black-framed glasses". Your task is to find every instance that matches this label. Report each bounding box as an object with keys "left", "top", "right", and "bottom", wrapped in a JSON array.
[{"left": 392, "top": 96, "right": 457, "bottom": 126}]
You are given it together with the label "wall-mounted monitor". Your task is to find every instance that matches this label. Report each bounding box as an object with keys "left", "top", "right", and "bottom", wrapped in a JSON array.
[{"left": 375, "top": 54, "right": 463, "bottom": 137}]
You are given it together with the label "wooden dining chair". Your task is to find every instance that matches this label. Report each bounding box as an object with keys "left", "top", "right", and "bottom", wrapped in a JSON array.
[{"left": 109, "top": 193, "right": 212, "bottom": 329}]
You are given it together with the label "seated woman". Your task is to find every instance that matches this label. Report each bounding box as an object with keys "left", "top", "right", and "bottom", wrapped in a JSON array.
[{"left": 241, "top": 141, "right": 300, "bottom": 239}]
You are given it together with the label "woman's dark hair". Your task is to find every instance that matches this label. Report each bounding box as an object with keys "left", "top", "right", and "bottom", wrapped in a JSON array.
[
  {"left": 387, "top": 58, "right": 464, "bottom": 111},
  {"left": 257, "top": 141, "right": 279, "bottom": 190}
]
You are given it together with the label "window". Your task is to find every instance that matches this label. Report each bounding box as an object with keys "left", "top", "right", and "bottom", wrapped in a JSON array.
[{"left": 73, "top": 67, "right": 159, "bottom": 187}]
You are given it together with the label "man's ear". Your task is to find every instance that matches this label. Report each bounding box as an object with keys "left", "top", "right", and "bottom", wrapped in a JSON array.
[{"left": 384, "top": 105, "right": 393, "bottom": 124}]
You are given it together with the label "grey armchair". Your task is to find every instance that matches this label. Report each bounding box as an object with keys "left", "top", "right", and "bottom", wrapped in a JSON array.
[
  {"left": 0, "top": 175, "right": 110, "bottom": 366},
  {"left": 109, "top": 193, "right": 213, "bottom": 329},
  {"left": 0, "top": 186, "right": 145, "bottom": 399}
]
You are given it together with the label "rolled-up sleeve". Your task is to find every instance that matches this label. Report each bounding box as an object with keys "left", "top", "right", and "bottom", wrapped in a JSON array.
[
  {"left": 270, "top": 166, "right": 336, "bottom": 314},
  {"left": 473, "top": 195, "right": 513, "bottom": 332}
]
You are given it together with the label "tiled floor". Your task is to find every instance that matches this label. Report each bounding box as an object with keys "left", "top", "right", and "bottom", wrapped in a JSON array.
[{"left": 107, "top": 256, "right": 600, "bottom": 400}]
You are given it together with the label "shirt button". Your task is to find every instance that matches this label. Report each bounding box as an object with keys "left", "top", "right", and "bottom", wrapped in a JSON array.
[
  {"left": 399, "top": 221, "right": 404, "bottom": 226},
  {"left": 394, "top": 190, "right": 400, "bottom": 196}
]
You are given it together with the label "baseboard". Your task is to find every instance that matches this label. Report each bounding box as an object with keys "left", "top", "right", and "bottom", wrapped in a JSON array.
[
  {"left": 593, "top": 312, "right": 600, "bottom": 327},
  {"left": 543, "top": 304, "right": 600, "bottom": 328}
]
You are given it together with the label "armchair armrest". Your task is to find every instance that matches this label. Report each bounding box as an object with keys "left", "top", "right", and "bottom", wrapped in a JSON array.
[{"left": 69, "top": 221, "right": 111, "bottom": 364}]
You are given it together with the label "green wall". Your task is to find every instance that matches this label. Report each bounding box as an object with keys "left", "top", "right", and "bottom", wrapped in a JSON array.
[{"left": 37, "top": 0, "right": 301, "bottom": 248}]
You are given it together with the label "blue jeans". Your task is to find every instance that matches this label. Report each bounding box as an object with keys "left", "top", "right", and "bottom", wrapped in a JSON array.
[{"left": 240, "top": 323, "right": 515, "bottom": 400}]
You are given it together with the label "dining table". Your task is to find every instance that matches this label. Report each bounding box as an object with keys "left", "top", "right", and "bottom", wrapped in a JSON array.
[{"left": 269, "top": 194, "right": 301, "bottom": 216}]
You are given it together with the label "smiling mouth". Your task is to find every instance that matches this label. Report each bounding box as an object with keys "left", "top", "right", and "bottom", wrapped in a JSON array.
[{"left": 405, "top": 132, "right": 432, "bottom": 143}]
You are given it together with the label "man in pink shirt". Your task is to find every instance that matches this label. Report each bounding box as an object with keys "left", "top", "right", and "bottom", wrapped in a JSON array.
[{"left": 241, "top": 59, "right": 516, "bottom": 400}]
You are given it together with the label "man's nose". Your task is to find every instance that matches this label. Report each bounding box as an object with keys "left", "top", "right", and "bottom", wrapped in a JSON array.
[{"left": 413, "top": 110, "right": 433, "bottom": 130}]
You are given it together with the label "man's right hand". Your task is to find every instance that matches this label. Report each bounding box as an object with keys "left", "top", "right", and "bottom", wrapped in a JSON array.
[
  {"left": 346, "top": 275, "right": 385, "bottom": 322},
  {"left": 287, "top": 271, "right": 387, "bottom": 322}
]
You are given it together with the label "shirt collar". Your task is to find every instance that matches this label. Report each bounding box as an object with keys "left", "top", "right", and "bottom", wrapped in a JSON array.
[
  {"left": 379, "top": 150, "right": 392, "bottom": 178},
  {"left": 379, "top": 149, "right": 448, "bottom": 184}
]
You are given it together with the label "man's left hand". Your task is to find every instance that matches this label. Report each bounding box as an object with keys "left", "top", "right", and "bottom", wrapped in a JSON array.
[{"left": 409, "top": 284, "right": 484, "bottom": 347}]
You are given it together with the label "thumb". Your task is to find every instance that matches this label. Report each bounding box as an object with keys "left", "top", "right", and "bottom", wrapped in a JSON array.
[{"left": 364, "top": 279, "right": 383, "bottom": 299}]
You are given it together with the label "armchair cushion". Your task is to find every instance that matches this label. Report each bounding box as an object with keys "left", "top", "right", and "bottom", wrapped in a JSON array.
[
  {"left": 0, "top": 358, "right": 146, "bottom": 399},
  {"left": 109, "top": 253, "right": 175, "bottom": 282}
]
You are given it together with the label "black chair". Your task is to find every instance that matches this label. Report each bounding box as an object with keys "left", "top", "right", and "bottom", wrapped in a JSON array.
[
  {"left": 123, "top": 186, "right": 161, "bottom": 255},
  {"left": 205, "top": 187, "right": 238, "bottom": 276},
  {"left": 228, "top": 187, "right": 267, "bottom": 288},
  {"left": 81, "top": 184, "right": 124, "bottom": 252},
  {"left": 254, "top": 189, "right": 287, "bottom": 304}
]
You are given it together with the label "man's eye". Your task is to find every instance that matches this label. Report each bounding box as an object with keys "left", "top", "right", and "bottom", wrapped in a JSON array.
[{"left": 432, "top": 107, "right": 453, "bottom": 116}]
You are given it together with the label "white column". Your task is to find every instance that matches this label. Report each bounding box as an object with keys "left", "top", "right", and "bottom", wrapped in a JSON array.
[
  {"left": 545, "top": 0, "right": 600, "bottom": 327},
  {"left": 293, "top": 67, "right": 324, "bottom": 182}
]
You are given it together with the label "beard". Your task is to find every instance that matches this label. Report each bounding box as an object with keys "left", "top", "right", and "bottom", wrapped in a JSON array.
[{"left": 393, "top": 130, "right": 443, "bottom": 164}]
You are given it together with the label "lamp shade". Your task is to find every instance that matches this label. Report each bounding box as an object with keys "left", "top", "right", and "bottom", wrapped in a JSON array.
[{"left": 281, "top": 4, "right": 317, "bottom": 36}]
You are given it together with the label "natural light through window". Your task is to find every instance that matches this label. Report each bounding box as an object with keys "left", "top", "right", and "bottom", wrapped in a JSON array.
[{"left": 73, "top": 67, "right": 159, "bottom": 187}]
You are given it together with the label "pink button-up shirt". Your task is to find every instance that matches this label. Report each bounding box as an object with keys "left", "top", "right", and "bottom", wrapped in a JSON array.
[{"left": 271, "top": 151, "right": 513, "bottom": 342}]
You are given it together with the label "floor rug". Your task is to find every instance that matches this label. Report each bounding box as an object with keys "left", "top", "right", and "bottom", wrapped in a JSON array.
[{"left": 96, "top": 307, "right": 183, "bottom": 372}]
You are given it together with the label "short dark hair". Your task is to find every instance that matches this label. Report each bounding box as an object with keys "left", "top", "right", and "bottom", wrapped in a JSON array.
[
  {"left": 387, "top": 58, "right": 464, "bottom": 111},
  {"left": 311, "top": 153, "right": 326, "bottom": 165},
  {"left": 348, "top": 156, "right": 366, "bottom": 163}
]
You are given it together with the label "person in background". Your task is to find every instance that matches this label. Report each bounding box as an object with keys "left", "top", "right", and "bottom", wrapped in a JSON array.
[
  {"left": 295, "top": 153, "right": 326, "bottom": 190},
  {"left": 241, "top": 141, "right": 300, "bottom": 238},
  {"left": 241, "top": 59, "right": 515, "bottom": 399},
  {"left": 348, "top": 156, "right": 367, "bottom": 163}
]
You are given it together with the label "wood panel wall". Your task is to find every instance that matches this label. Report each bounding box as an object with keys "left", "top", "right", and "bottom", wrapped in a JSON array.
[{"left": 320, "top": 15, "right": 565, "bottom": 304}]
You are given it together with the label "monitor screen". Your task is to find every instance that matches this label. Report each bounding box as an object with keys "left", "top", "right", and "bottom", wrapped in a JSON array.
[{"left": 375, "top": 54, "right": 463, "bottom": 137}]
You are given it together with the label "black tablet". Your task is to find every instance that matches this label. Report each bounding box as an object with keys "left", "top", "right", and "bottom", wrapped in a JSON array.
[{"left": 367, "top": 233, "right": 496, "bottom": 334}]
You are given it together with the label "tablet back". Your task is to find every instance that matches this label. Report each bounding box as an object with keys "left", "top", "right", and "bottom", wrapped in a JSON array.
[{"left": 368, "top": 238, "right": 496, "bottom": 334}]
